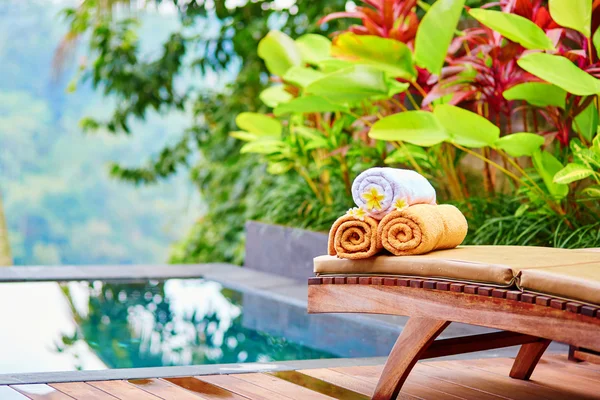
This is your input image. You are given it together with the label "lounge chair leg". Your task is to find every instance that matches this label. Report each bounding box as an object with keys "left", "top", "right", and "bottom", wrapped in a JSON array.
[
  {"left": 373, "top": 317, "right": 450, "bottom": 400},
  {"left": 509, "top": 339, "right": 551, "bottom": 380}
]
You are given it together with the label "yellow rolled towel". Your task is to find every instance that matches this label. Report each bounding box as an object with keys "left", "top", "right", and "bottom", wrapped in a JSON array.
[
  {"left": 328, "top": 214, "right": 381, "bottom": 259},
  {"left": 378, "top": 204, "right": 468, "bottom": 256}
]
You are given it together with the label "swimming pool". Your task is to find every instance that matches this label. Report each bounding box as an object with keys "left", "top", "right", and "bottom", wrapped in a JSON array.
[{"left": 0, "top": 278, "right": 336, "bottom": 374}]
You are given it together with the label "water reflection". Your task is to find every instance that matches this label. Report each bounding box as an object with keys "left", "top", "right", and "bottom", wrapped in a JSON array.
[
  {"left": 57, "top": 279, "right": 331, "bottom": 368},
  {"left": 0, "top": 278, "right": 332, "bottom": 374}
]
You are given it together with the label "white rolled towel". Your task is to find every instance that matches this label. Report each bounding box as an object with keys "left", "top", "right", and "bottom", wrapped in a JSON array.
[{"left": 351, "top": 167, "right": 436, "bottom": 219}]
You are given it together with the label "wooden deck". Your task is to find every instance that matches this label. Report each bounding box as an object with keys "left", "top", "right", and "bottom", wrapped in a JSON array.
[{"left": 1, "top": 354, "right": 599, "bottom": 399}]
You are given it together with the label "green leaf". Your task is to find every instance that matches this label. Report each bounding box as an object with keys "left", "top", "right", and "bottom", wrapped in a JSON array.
[
  {"left": 273, "top": 96, "right": 348, "bottom": 116},
  {"left": 257, "top": 31, "right": 302, "bottom": 76},
  {"left": 532, "top": 150, "right": 569, "bottom": 198},
  {"left": 433, "top": 104, "right": 500, "bottom": 148},
  {"left": 573, "top": 101, "right": 598, "bottom": 141},
  {"left": 331, "top": 32, "right": 417, "bottom": 80},
  {"left": 267, "top": 161, "right": 293, "bottom": 175},
  {"left": 582, "top": 184, "right": 600, "bottom": 198},
  {"left": 240, "top": 138, "right": 285, "bottom": 154},
  {"left": 229, "top": 131, "right": 258, "bottom": 142},
  {"left": 553, "top": 163, "right": 594, "bottom": 184},
  {"left": 384, "top": 144, "right": 429, "bottom": 164},
  {"left": 282, "top": 67, "right": 325, "bottom": 88},
  {"left": 503, "top": 83, "right": 566, "bottom": 108},
  {"left": 235, "top": 112, "right": 282, "bottom": 137},
  {"left": 575, "top": 148, "right": 600, "bottom": 169},
  {"left": 469, "top": 9, "right": 555, "bottom": 50},
  {"left": 593, "top": 27, "right": 600, "bottom": 58},
  {"left": 259, "top": 86, "right": 293, "bottom": 108},
  {"left": 549, "top": 0, "right": 591, "bottom": 38},
  {"left": 517, "top": 53, "right": 600, "bottom": 96},
  {"left": 295, "top": 127, "right": 330, "bottom": 150},
  {"left": 414, "top": 0, "right": 466, "bottom": 76},
  {"left": 306, "top": 65, "right": 409, "bottom": 105},
  {"left": 369, "top": 111, "right": 450, "bottom": 147},
  {"left": 494, "top": 133, "right": 545, "bottom": 157},
  {"left": 317, "top": 59, "right": 353, "bottom": 73},
  {"left": 296, "top": 34, "right": 331, "bottom": 65}
]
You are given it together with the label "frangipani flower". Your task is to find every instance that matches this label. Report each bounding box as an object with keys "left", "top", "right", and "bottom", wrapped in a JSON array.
[
  {"left": 361, "top": 187, "right": 384, "bottom": 210},
  {"left": 346, "top": 207, "right": 367, "bottom": 221},
  {"left": 394, "top": 197, "right": 408, "bottom": 211}
]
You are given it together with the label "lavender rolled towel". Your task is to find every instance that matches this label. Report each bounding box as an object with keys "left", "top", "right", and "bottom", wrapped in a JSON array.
[{"left": 351, "top": 167, "right": 436, "bottom": 219}]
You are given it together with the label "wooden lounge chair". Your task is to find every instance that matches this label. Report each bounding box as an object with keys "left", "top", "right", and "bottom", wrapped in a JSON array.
[{"left": 307, "top": 246, "right": 600, "bottom": 400}]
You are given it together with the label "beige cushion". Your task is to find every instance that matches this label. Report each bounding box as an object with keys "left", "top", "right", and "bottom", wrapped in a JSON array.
[
  {"left": 315, "top": 246, "right": 600, "bottom": 298},
  {"left": 519, "top": 264, "right": 600, "bottom": 306}
]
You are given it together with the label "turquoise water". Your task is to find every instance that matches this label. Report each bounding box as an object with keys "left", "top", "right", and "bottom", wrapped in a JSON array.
[{"left": 0, "top": 278, "right": 335, "bottom": 374}]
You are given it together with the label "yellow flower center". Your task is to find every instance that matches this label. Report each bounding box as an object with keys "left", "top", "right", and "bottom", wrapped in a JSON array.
[
  {"left": 346, "top": 207, "right": 367, "bottom": 221},
  {"left": 394, "top": 198, "right": 408, "bottom": 211},
  {"left": 362, "top": 187, "right": 385, "bottom": 210},
  {"left": 353, "top": 207, "right": 367, "bottom": 221}
]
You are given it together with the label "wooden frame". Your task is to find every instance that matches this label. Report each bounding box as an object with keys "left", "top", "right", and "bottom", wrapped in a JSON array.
[{"left": 308, "top": 276, "right": 600, "bottom": 400}]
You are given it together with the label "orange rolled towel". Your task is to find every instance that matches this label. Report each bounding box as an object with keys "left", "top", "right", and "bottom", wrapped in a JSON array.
[
  {"left": 328, "top": 214, "right": 382, "bottom": 259},
  {"left": 378, "top": 204, "right": 467, "bottom": 256}
]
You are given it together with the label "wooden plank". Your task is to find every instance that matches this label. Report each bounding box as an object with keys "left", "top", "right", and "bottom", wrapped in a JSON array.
[
  {"left": 11, "top": 384, "right": 74, "bottom": 400},
  {"left": 165, "top": 377, "right": 246, "bottom": 400},
  {"left": 129, "top": 379, "right": 208, "bottom": 400},
  {"left": 449, "top": 358, "right": 600, "bottom": 398},
  {"left": 308, "top": 284, "right": 600, "bottom": 352},
  {"left": 298, "top": 368, "right": 419, "bottom": 399},
  {"left": 423, "top": 331, "right": 539, "bottom": 360},
  {"left": 332, "top": 365, "right": 505, "bottom": 400},
  {"left": 416, "top": 362, "right": 563, "bottom": 400},
  {"left": 88, "top": 381, "right": 161, "bottom": 400},
  {"left": 0, "top": 386, "right": 29, "bottom": 400},
  {"left": 269, "top": 370, "right": 371, "bottom": 400},
  {"left": 545, "top": 353, "right": 600, "bottom": 372},
  {"left": 298, "top": 368, "right": 375, "bottom": 396},
  {"left": 234, "top": 373, "right": 335, "bottom": 400},
  {"left": 198, "top": 375, "right": 291, "bottom": 400},
  {"left": 50, "top": 383, "right": 117, "bottom": 400}
]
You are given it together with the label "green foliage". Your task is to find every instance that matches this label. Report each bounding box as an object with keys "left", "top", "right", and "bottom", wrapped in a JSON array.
[
  {"left": 414, "top": 0, "right": 465, "bottom": 76},
  {"left": 549, "top": 0, "right": 592, "bottom": 38},
  {"left": 332, "top": 33, "right": 416, "bottom": 79},
  {"left": 468, "top": 9, "right": 555, "bottom": 50},
  {"left": 502, "top": 83, "right": 566, "bottom": 109},
  {"left": 517, "top": 53, "right": 600, "bottom": 96}
]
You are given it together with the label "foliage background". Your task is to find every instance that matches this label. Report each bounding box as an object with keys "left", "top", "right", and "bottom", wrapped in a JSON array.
[{"left": 0, "top": 1, "right": 199, "bottom": 265}]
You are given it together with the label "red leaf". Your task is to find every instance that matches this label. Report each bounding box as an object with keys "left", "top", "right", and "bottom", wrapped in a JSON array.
[{"left": 319, "top": 11, "right": 365, "bottom": 25}]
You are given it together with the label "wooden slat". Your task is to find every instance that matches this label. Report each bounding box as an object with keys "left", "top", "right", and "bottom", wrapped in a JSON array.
[
  {"left": 572, "top": 349, "right": 600, "bottom": 365},
  {"left": 449, "top": 358, "right": 600, "bottom": 398},
  {"left": 165, "top": 377, "right": 246, "bottom": 400},
  {"left": 545, "top": 353, "right": 600, "bottom": 372},
  {"left": 0, "top": 386, "right": 29, "bottom": 400},
  {"left": 235, "top": 373, "right": 335, "bottom": 400},
  {"left": 129, "top": 379, "right": 207, "bottom": 400},
  {"left": 269, "top": 370, "right": 370, "bottom": 400},
  {"left": 11, "top": 384, "right": 74, "bottom": 400},
  {"left": 50, "top": 383, "right": 117, "bottom": 400},
  {"left": 88, "top": 381, "right": 161, "bottom": 400},
  {"left": 333, "top": 366, "right": 505, "bottom": 400},
  {"left": 198, "top": 375, "right": 291, "bottom": 400}
]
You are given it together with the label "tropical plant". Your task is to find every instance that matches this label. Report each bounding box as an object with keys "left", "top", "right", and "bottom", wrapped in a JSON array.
[{"left": 235, "top": 0, "right": 600, "bottom": 248}]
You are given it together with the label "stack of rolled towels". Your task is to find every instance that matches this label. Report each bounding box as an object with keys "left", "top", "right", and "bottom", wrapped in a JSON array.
[{"left": 328, "top": 167, "right": 468, "bottom": 259}]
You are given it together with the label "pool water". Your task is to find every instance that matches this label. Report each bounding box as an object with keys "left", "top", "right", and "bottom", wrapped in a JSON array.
[{"left": 0, "top": 279, "right": 336, "bottom": 374}]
